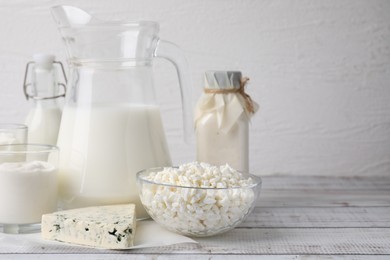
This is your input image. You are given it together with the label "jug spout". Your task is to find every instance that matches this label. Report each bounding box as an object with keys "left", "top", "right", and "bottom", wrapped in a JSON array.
[
  {"left": 51, "top": 5, "right": 93, "bottom": 27},
  {"left": 51, "top": 5, "right": 160, "bottom": 63}
]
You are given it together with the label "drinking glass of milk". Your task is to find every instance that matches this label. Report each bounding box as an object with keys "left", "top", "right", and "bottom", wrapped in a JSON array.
[{"left": 0, "top": 144, "right": 58, "bottom": 234}]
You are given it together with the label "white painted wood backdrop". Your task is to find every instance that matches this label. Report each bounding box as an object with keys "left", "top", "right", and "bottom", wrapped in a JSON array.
[{"left": 0, "top": 0, "right": 389, "bottom": 176}]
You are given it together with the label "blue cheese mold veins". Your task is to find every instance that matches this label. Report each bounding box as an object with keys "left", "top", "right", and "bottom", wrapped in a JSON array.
[{"left": 41, "top": 204, "right": 136, "bottom": 249}]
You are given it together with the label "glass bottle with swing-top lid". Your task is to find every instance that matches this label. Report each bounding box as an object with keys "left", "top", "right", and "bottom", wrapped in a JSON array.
[{"left": 23, "top": 53, "right": 67, "bottom": 145}]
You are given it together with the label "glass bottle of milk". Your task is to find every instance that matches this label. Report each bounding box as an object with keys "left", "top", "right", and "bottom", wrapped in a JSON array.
[
  {"left": 23, "top": 54, "right": 67, "bottom": 145},
  {"left": 195, "top": 71, "right": 259, "bottom": 173}
]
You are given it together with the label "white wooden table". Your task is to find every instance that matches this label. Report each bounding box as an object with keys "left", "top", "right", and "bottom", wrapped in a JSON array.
[{"left": 1, "top": 175, "right": 389, "bottom": 259}]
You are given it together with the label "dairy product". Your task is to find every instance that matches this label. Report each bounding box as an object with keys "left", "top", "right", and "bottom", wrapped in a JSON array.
[
  {"left": 57, "top": 104, "right": 171, "bottom": 218},
  {"left": 42, "top": 204, "right": 136, "bottom": 249},
  {"left": 195, "top": 71, "right": 258, "bottom": 173},
  {"left": 139, "top": 162, "right": 257, "bottom": 236},
  {"left": 25, "top": 107, "right": 62, "bottom": 145},
  {"left": 0, "top": 161, "right": 57, "bottom": 224},
  {"left": 196, "top": 113, "right": 249, "bottom": 172}
]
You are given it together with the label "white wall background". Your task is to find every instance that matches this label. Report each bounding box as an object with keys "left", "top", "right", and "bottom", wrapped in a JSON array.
[{"left": 0, "top": 0, "right": 389, "bottom": 176}]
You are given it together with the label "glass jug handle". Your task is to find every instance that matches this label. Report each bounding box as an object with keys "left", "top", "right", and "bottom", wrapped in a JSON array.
[{"left": 154, "top": 39, "right": 193, "bottom": 143}]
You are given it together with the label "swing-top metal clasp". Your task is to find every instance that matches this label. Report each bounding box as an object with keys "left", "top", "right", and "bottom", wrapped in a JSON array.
[{"left": 23, "top": 61, "right": 67, "bottom": 100}]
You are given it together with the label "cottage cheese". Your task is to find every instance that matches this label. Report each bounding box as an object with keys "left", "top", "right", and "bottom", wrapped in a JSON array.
[{"left": 139, "top": 162, "right": 257, "bottom": 236}]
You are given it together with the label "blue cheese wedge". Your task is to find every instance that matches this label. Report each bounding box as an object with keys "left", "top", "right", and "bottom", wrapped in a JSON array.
[{"left": 41, "top": 204, "right": 136, "bottom": 249}]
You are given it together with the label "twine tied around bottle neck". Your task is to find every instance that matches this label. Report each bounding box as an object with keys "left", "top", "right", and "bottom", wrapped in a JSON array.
[{"left": 203, "top": 77, "right": 255, "bottom": 113}]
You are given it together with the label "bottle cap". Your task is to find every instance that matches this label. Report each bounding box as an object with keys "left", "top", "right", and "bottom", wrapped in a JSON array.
[
  {"left": 33, "top": 54, "right": 55, "bottom": 70},
  {"left": 204, "top": 71, "right": 242, "bottom": 89}
]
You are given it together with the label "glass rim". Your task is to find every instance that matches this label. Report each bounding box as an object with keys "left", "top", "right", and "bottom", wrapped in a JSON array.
[
  {"left": 137, "top": 167, "right": 262, "bottom": 190},
  {"left": 0, "top": 124, "right": 27, "bottom": 130},
  {"left": 59, "top": 20, "right": 160, "bottom": 30},
  {"left": 0, "top": 144, "right": 59, "bottom": 154}
]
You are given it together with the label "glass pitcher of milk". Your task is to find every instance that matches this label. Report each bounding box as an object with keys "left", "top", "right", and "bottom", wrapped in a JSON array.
[{"left": 51, "top": 6, "right": 192, "bottom": 218}]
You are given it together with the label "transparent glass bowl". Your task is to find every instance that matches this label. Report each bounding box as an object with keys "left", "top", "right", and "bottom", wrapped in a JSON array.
[{"left": 137, "top": 167, "right": 261, "bottom": 237}]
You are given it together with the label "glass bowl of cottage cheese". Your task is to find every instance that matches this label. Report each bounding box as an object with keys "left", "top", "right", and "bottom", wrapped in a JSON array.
[{"left": 136, "top": 162, "right": 261, "bottom": 237}]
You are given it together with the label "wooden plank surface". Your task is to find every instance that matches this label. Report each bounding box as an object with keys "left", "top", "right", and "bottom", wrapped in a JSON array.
[
  {"left": 258, "top": 175, "right": 390, "bottom": 208},
  {"left": 1, "top": 175, "right": 389, "bottom": 258},
  {"left": 261, "top": 175, "right": 390, "bottom": 190},
  {"left": 130, "top": 228, "right": 390, "bottom": 255},
  {"left": 240, "top": 207, "right": 390, "bottom": 228},
  {"left": 257, "top": 189, "right": 390, "bottom": 207},
  {"left": 2, "top": 228, "right": 388, "bottom": 255},
  {"left": 3, "top": 255, "right": 390, "bottom": 260}
]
